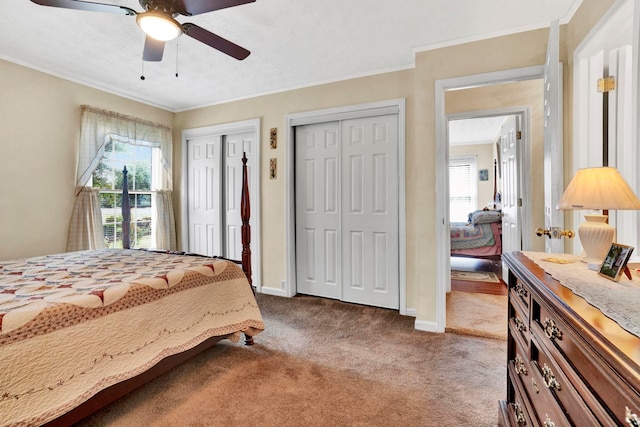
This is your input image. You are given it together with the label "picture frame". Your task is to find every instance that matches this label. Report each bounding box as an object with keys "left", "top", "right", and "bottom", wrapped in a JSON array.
[
  {"left": 479, "top": 169, "right": 489, "bottom": 181},
  {"left": 598, "top": 243, "right": 634, "bottom": 281}
]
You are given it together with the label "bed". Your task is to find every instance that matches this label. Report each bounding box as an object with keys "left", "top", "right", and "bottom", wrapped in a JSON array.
[
  {"left": 450, "top": 209, "right": 502, "bottom": 257},
  {"left": 0, "top": 155, "right": 262, "bottom": 426}
]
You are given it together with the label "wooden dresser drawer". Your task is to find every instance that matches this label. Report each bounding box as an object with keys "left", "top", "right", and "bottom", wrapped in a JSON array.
[
  {"left": 507, "top": 327, "right": 567, "bottom": 426},
  {"left": 509, "top": 299, "right": 529, "bottom": 344},
  {"left": 530, "top": 338, "right": 600, "bottom": 426},
  {"left": 531, "top": 297, "right": 640, "bottom": 425},
  {"left": 504, "top": 389, "right": 534, "bottom": 426},
  {"left": 508, "top": 327, "right": 530, "bottom": 380},
  {"left": 504, "top": 366, "right": 536, "bottom": 427},
  {"left": 518, "top": 353, "right": 570, "bottom": 426},
  {"left": 510, "top": 278, "right": 530, "bottom": 313}
]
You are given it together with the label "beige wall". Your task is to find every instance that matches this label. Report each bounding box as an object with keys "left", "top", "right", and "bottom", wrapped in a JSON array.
[
  {"left": 0, "top": 0, "right": 615, "bottom": 325},
  {"left": 412, "top": 28, "right": 551, "bottom": 322},
  {"left": 446, "top": 79, "right": 545, "bottom": 252},
  {"left": 0, "top": 60, "right": 174, "bottom": 260},
  {"left": 173, "top": 70, "right": 416, "bottom": 303}
]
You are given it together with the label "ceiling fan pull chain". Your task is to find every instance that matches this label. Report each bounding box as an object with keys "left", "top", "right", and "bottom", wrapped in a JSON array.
[
  {"left": 140, "top": 60, "right": 145, "bottom": 81},
  {"left": 175, "top": 40, "right": 179, "bottom": 78}
]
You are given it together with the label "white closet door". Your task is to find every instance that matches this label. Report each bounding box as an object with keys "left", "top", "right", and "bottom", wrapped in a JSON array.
[
  {"left": 341, "top": 115, "right": 399, "bottom": 309},
  {"left": 295, "top": 122, "right": 341, "bottom": 299},
  {"left": 223, "top": 131, "right": 255, "bottom": 260},
  {"left": 295, "top": 115, "right": 399, "bottom": 309},
  {"left": 187, "top": 136, "right": 222, "bottom": 257}
]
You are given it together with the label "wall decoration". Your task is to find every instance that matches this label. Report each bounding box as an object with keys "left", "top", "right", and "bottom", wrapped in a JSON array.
[
  {"left": 270, "top": 158, "right": 277, "bottom": 179},
  {"left": 270, "top": 128, "right": 277, "bottom": 149},
  {"left": 479, "top": 169, "right": 489, "bottom": 181}
]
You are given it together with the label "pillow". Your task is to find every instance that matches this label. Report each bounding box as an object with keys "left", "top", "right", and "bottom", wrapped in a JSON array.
[{"left": 469, "top": 210, "right": 502, "bottom": 225}]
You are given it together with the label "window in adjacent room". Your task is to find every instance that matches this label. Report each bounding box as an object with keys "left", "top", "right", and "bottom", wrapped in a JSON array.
[
  {"left": 92, "top": 135, "right": 161, "bottom": 249},
  {"left": 449, "top": 155, "right": 478, "bottom": 223}
]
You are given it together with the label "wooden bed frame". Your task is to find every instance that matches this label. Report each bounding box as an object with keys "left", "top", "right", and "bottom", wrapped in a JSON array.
[{"left": 43, "top": 153, "right": 254, "bottom": 426}]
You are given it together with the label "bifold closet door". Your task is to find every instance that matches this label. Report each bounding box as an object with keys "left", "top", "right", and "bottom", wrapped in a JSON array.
[
  {"left": 295, "top": 121, "right": 341, "bottom": 300},
  {"left": 186, "top": 131, "right": 256, "bottom": 260},
  {"left": 222, "top": 131, "right": 255, "bottom": 261},
  {"left": 295, "top": 115, "right": 399, "bottom": 309},
  {"left": 187, "top": 135, "right": 223, "bottom": 257},
  {"left": 341, "top": 115, "right": 399, "bottom": 309}
]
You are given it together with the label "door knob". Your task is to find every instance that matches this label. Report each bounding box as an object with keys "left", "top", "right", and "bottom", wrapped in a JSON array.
[{"left": 535, "top": 227, "right": 575, "bottom": 239}]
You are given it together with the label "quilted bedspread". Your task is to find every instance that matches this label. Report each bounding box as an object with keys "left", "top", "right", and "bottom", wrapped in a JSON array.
[
  {"left": 450, "top": 222, "right": 496, "bottom": 250},
  {"left": 0, "top": 249, "right": 264, "bottom": 426}
]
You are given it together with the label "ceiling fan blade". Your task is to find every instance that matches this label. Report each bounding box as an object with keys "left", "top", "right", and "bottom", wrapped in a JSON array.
[
  {"left": 30, "top": 0, "right": 136, "bottom": 15},
  {"left": 143, "top": 36, "right": 165, "bottom": 62},
  {"left": 182, "top": 23, "right": 250, "bottom": 60},
  {"left": 177, "top": 0, "right": 255, "bottom": 16}
]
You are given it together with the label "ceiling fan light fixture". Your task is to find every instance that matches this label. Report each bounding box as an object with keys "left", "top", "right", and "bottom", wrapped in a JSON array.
[{"left": 136, "top": 11, "right": 182, "bottom": 41}]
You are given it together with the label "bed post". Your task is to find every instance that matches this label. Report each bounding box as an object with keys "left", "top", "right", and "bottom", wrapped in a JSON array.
[
  {"left": 241, "top": 152, "right": 254, "bottom": 346},
  {"left": 241, "top": 152, "right": 252, "bottom": 287}
]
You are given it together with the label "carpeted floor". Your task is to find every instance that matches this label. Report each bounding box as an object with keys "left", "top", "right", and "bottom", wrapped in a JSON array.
[
  {"left": 76, "top": 293, "right": 506, "bottom": 427},
  {"left": 445, "top": 291, "right": 508, "bottom": 340}
]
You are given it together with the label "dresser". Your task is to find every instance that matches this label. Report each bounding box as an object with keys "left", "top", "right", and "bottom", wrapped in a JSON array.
[{"left": 499, "top": 251, "right": 640, "bottom": 426}]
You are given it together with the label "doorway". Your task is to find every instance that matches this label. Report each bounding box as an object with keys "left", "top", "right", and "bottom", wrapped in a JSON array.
[
  {"left": 447, "top": 112, "right": 525, "bottom": 287},
  {"left": 434, "top": 65, "right": 549, "bottom": 331}
]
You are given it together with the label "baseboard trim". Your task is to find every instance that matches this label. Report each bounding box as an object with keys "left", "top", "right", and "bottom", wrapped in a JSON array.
[
  {"left": 404, "top": 307, "right": 417, "bottom": 317},
  {"left": 414, "top": 319, "right": 441, "bottom": 333},
  {"left": 258, "top": 287, "right": 289, "bottom": 297}
]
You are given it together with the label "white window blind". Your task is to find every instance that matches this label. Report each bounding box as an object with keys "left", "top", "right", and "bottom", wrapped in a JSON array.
[{"left": 449, "top": 155, "right": 478, "bottom": 222}]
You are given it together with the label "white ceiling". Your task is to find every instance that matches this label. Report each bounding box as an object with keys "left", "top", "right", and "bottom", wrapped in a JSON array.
[
  {"left": 449, "top": 116, "right": 510, "bottom": 146},
  {"left": 0, "top": 0, "right": 582, "bottom": 112}
]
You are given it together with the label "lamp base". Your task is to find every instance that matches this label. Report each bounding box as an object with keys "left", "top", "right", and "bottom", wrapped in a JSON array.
[
  {"left": 578, "top": 214, "right": 614, "bottom": 270},
  {"left": 586, "top": 260, "right": 603, "bottom": 271}
]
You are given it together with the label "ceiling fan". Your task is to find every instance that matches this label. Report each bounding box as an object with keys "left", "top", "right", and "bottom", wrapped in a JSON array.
[{"left": 30, "top": 0, "right": 255, "bottom": 61}]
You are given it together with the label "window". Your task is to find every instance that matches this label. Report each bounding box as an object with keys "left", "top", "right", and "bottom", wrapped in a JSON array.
[
  {"left": 449, "top": 155, "right": 478, "bottom": 222},
  {"left": 67, "top": 106, "right": 175, "bottom": 253},
  {"left": 92, "top": 135, "right": 160, "bottom": 249}
]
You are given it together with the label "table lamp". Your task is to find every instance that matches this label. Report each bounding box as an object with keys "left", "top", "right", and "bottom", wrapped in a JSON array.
[{"left": 556, "top": 167, "right": 640, "bottom": 270}]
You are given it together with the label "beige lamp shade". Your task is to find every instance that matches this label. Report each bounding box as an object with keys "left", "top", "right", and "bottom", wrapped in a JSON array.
[
  {"left": 556, "top": 167, "right": 640, "bottom": 210},
  {"left": 556, "top": 167, "right": 640, "bottom": 270}
]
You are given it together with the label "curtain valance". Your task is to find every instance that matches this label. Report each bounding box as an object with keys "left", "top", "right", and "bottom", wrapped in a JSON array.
[{"left": 76, "top": 105, "right": 173, "bottom": 191}]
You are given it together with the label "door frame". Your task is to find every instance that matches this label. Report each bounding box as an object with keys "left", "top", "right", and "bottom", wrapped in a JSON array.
[
  {"left": 446, "top": 108, "right": 532, "bottom": 288},
  {"left": 434, "top": 65, "right": 544, "bottom": 332},
  {"left": 180, "top": 118, "right": 262, "bottom": 291},
  {"left": 284, "top": 99, "right": 408, "bottom": 314}
]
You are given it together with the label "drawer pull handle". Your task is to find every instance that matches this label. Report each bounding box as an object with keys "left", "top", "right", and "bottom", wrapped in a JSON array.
[
  {"left": 514, "top": 317, "right": 527, "bottom": 333},
  {"left": 514, "top": 355, "right": 528, "bottom": 375},
  {"left": 543, "top": 318, "right": 563, "bottom": 341},
  {"left": 512, "top": 402, "right": 526, "bottom": 424},
  {"left": 626, "top": 407, "right": 640, "bottom": 427},
  {"left": 514, "top": 282, "right": 529, "bottom": 300},
  {"left": 542, "top": 364, "right": 561, "bottom": 391},
  {"left": 544, "top": 414, "right": 556, "bottom": 427},
  {"left": 531, "top": 378, "right": 539, "bottom": 394}
]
